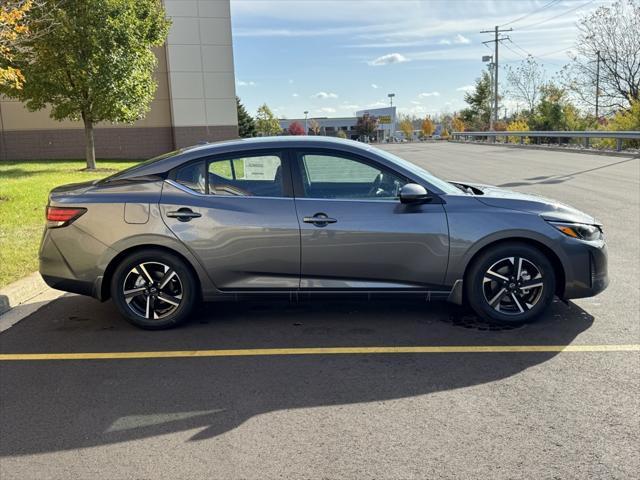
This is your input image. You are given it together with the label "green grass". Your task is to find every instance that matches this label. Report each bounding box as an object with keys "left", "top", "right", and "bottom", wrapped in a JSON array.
[{"left": 0, "top": 160, "right": 138, "bottom": 287}]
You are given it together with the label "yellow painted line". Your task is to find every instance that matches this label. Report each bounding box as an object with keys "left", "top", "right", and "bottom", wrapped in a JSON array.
[{"left": 0, "top": 344, "right": 639, "bottom": 361}]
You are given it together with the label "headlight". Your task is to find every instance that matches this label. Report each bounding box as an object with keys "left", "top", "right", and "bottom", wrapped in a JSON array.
[{"left": 548, "top": 221, "right": 603, "bottom": 241}]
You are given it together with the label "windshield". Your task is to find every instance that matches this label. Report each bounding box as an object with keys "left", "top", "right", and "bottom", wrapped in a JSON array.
[{"left": 375, "top": 148, "right": 461, "bottom": 194}]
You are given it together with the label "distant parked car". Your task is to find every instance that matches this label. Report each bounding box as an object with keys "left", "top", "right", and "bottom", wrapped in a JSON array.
[{"left": 40, "top": 137, "right": 608, "bottom": 329}]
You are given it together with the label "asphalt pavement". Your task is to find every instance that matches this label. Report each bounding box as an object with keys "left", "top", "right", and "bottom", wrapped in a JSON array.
[{"left": 1, "top": 143, "right": 638, "bottom": 479}]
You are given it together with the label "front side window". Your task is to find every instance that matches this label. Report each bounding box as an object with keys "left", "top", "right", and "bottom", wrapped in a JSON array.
[
  {"left": 299, "top": 153, "right": 407, "bottom": 200},
  {"left": 208, "top": 154, "right": 284, "bottom": 197}
]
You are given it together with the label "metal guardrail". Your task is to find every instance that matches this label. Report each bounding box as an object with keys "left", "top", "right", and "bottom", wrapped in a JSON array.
[{"left": 451, "top": 130, "right": 640, "bottom": 151}]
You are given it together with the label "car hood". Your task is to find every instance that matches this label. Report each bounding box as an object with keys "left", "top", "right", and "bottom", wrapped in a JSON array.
[{"left": 452, "top": 181, "right": 599, "bottom": 225}]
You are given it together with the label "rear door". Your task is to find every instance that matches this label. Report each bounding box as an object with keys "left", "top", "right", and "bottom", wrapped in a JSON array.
[
  {"left": 291, "top": 149, "right": 449, "bottom": 289},
  {"left": 160, "top": 150, "right": 301, "bottom": 290}
]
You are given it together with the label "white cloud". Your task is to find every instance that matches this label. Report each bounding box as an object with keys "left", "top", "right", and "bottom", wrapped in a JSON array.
[
  {"left": 367, "top": 101, "right": 388, "bottom": 108},
  {"left": 368, "top": 52, "right": 409, "bottom": 66},
  {"left": 456, "top": 85, "right": 475, "bottom": 92},
  {"left": 418, "top": 92, "right": 440, "bottom": 98},
  {"left": 453, "top": 34, "right": 470, "bottom": 44},
  {"left": 292, "top": 93, "right": 299, "bottom": 97},
  {"left": 438, "top": 39, "right": 451, "bottom": 45},
  {"left": 237, "top": 80, "right": 256, "bottom": 87},
  {"left": 371, "top": 83, "right": 379, "bottom": 89},
  {"left": 311, "top": 91, "right": 339, "bottom": 99},
  {"left": 317, "top": 107, "right": 337, "bottom": 114}
]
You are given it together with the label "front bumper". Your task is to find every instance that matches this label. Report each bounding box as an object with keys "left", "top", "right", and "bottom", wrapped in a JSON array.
[{"left": 562, "top": 240, "right": 609, "bottom": 299}]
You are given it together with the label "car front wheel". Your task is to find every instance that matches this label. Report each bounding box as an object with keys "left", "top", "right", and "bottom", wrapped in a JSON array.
[
  {"left": 111, "top": 249, "right": 197, "bottom": 329},
  {"left": 465, "top": 243, "right": 556, "bottom": 324}
]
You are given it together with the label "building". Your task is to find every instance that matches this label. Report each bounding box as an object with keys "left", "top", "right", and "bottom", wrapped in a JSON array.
[
  {"left": 0, "top": 0, "right": 238, "bottom": 161},
  {"left": 279, "top": 107, "right": 397, "bottom": 140},
  {"left": 279, "top": 117, "right": 360, "bottom": 139}
]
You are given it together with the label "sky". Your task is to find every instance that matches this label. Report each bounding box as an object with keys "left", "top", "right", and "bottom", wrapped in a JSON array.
[{"left": 230, "top": 0, "right": 609, "bottom": 119}]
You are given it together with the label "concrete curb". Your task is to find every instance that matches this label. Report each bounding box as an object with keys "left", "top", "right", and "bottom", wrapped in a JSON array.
[{"left": 0, "top": 273, "right": 65, "bottom": 332}]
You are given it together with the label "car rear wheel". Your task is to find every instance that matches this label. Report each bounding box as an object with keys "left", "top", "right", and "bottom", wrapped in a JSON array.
[
  {"left": 111, "top": 249, "right": 197, "bottom": 329},
  {"left": 465, "top": 243, "right": 555, "bottom": 324}
]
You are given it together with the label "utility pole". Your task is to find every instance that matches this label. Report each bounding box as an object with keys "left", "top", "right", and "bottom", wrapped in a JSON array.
[
  {"left": 481, "top": 26, "right": 512, "bottom": 130},
  {"left": 595, "top": 50, "right": 601, "bottom": 120}
]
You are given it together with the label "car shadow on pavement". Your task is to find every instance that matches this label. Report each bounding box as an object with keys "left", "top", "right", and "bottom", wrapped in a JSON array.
[{"left": 0, "top": 297, "right": 593, "bottom": 456}]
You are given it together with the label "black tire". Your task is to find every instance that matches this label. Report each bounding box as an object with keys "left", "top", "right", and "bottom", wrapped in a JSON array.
[
  {"left": 465, "top": 242, "right": 556, "bottom": 324},
  {"left": 110, "top": 249, "right": 198, "bottom": 329}
]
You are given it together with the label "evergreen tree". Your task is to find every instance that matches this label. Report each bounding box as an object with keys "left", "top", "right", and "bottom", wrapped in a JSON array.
[{"left": 236, "top": 96, "right": 256, "bottom": 138}]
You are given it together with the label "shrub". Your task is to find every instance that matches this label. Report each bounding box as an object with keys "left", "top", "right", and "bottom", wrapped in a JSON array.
[{"left": 507, "top": 118, "right": 530, "bottom": 144}]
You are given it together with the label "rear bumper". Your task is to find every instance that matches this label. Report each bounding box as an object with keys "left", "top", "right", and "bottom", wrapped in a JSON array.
[
  {"left": 38, "top": 226, "right": 107, "bottom": 300},
  {"left": 41, "top": 274, "right": 96, "bottom": 297}
]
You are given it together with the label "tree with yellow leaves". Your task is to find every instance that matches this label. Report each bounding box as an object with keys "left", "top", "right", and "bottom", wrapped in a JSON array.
[
  {"left": 399, "top": 117, "right": 414, "bottom": 140},
  {"left": 421, "top": 117, "right": 435, "bottom": 137},
  {"left": 451, "top": 116, "right": 465, "bottom": 132},
  {"left": 0, "top": 0, "right": 32, "bottom": 89}
]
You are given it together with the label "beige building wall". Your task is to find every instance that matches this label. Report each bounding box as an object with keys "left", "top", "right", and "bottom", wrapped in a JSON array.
[{"left": 0, "top": 0, "right": 237, "bottom": 160}]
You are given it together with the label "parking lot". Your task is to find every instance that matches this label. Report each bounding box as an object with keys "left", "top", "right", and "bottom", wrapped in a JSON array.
[{"left": 1, "top": 143, "right": 638, "bottom": 479}]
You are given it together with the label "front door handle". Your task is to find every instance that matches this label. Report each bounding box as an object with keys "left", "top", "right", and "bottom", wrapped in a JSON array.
[
  {"left": 303, "top": 213, "right": 337, "bottom": 226},
  {"left": 166, "top": 208, "right": 201, "bottom": 222}
]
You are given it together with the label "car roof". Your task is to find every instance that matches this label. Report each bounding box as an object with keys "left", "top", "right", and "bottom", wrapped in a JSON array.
[{"left": 181, "top": 135, "right": 372, "bottom": 155}]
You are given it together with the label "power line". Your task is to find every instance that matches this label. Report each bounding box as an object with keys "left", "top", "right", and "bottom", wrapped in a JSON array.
[
  {"left": 519, "top": 0, "right": 597, "bottom": 30},
  {"left": 500, "top": 0, "right": 561, "bottom": 27},
  {"left": 507, "top": 38, "right": 565, "bottom": 66}
]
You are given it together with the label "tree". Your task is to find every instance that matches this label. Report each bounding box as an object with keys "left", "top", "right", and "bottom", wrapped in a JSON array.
[
  {"left": 421, "top": 117, "right": 435, "bottom": 137},
  {"left": 287, "top": 121, "right": 305, "bottom": 135},
  {"left": 530, "top": 83, "right": 569, "bottom": 131},
  {"left": 0, "top": 0, "right": 32, "bottom": 89},
  {"left": 460, "top": 70, "right": 493, "bottom": 130},
  {"left": 0, "top": 0, "right": 170, "bottom": 169},
  {"left": 562, "top": 0, "right": 640, "bottom": 114},
  {"left": 236, "top": 96, "right": 256, "bottom": 138},
  {"left": 451, "top": 116, "right": 465, "bottom": 132},
  {"left": 505, "top": 55, "right": 545, "bottom": 114},
  {"left": 399, "top": 117, "right": 414, "bottom": 140},
  {"left": 356, "top": 114, "right": 377, "bottom": 138},
  {"left": 598, "top": 99, "right": 640, "bottom": 149},
  {"left": 336, "top": 129, "right": 348, "bottom": 139},
  {"left": 255, "top": 103, "right": 282, "bottom": 136},
  {"left": 308, "top": 118, "right": 320, "bottom": 135}
]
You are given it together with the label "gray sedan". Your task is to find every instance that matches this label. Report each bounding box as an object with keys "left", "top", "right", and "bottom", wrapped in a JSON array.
[{"left": 39, "top": 137, "right": 608, "bottom": 329}]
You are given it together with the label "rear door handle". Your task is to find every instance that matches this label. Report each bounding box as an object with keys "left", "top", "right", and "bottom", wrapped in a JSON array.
[
  {"left": 303, "top": 213, "right": 337, "bottom": 226},
  {"left": 166, "top": 208, "right": 201, "bottom": 222}
]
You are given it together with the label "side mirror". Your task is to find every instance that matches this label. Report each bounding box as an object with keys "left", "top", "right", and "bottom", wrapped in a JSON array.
[{"left": 399, "top": 183, "right": 429, "bottom": 204}]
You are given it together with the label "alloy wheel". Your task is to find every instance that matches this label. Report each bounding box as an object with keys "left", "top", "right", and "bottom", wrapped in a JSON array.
[
  {"left": 482, "top": 256, "right": 544, "bottom": 315},
  {"left": 122, "top": 261, "right": 183, "bottom": 320}
]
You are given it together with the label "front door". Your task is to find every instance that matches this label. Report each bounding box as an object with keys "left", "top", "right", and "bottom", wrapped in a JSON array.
[
  {"left": 292, "top": 150, "right": 449, "bottom": 289},
  {"left": 160, "top": 150, "right": 300, "bottom": 290}
]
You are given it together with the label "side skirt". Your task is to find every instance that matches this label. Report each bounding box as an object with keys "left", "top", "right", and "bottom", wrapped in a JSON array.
[{"left": 203, "top": 289, "right": 453, "bottom": 303}]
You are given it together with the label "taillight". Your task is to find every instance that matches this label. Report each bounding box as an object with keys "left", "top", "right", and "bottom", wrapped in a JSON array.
[{"left": 46, "top": 206, "right": 87, "bottom": 228}]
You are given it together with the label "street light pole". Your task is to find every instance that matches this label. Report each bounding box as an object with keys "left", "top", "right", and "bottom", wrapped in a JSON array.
[
  {"left": 387, "top": 93, "right": 395, "bottom": 141},
  {"left": 388, "top": 93, "right": 395, "bottom": 107},
  {"left": 304, "top": 110, "right": 309, "bottom": 135}
]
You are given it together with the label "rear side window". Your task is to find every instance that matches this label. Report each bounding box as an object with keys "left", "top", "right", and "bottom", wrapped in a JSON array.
[
  {"left": 175, "top": 161, "right": 206, "bottom": 194},
  {"left": 208, "top": 155, "right": 284, "bottom": 197}
]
